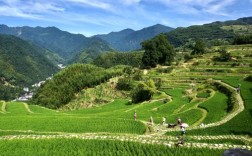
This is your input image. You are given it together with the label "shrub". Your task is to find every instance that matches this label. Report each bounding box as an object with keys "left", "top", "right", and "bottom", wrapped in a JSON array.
[
  {"left": 132, "top": 88, "right": 153, "bottom": 104},
  {"left": 184, "top": 53, "right": 193, "bottom": 62},
  {"left": 131, "top": 82, "right": 155, "bottom": 104},
  {"left": 132, "top": 70, "right": 143, "bottom": 81},
  {"left": 244, "top": 75, "right": 252, "bottom": 82},
  {"left": 116, "top": 78, "right": 134, "bottom": 91},
  {"left": 157, "top": 67, "right": 174, "bottom": 73}
]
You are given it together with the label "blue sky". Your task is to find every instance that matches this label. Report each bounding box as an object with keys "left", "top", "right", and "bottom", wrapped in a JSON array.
[{"left": 0, "top": 0, "right": 251, "bottom": 36}]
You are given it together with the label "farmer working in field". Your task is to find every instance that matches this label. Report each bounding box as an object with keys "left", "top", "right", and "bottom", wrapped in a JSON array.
[
  {"left": 177, "top": 117, "right": 182, "bottom": 125},
  {"left": 150, "top": 116, "right": 153, "bottom": 125},
  {"left": 162, "top": 117, "right": 166, "bottom": 125}
]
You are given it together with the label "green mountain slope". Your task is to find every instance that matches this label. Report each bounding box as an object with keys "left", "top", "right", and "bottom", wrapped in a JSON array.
[
  {"left": 165, "top": 17, "right": 252, "bottom": 47},
  {"left": 95, "top": 24, "right": 174, "bottom": 51},
  {"left": 32, "top": 64, "right": 124, "bottom": 109},
  {"left": 69, "top": 39, "right": 114, "bottom": 64},
  {"left": 0, "top": 34, "right": 59, "bottom": 100},
  {"left": 0, "top": 25, "right": 112, "bottom": 61}
]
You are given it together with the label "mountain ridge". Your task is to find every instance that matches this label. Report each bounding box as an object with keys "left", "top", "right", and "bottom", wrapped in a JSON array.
[
  {"left": 94, "top": 24, "right": 174, "bottom": 51},
  {"left": 0, "top": 25, "right": 112, "bottom": 61}
]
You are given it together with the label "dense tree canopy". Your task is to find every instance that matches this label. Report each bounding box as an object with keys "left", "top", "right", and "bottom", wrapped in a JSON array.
[
  {"left": 191, "top": 39, "right": 206, "bottom": 55},
  {"left": 93, "top": 51, "right": 143, "bottom": 68},
  {"left": 32, "top": 64, "right": 124, "bottom": 109},
  {"left": 141, "top": 34, "right": 175, "bottom": 68},
  {"left": 0, "top": 34, "right": 58, "bottom": 100},
  {"left": 233, "top": 34, "right": 252, "bottom": 45}
]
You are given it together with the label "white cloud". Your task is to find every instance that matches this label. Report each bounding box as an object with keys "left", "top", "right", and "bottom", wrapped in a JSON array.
[
  {"left": 121, "top": 0, "right": 141, "bottom": 5},
  {"left": 0, "top": 0, "right": 65, "bottom": 20},
  {"left": 0, "top": 6, "right": 41, "bottom": 19},
  {"left": 66, "top": 0, "right": 112, "bottom": 10},
  {"left": 153, "top": 0, "right": 236, "bottom": 16},
  {"left": 203, "top": 0, "right": 235, "bottom": 16}
]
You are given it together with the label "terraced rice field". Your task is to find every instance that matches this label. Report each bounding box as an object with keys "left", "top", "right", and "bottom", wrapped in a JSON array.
[{"left": 0, "top": 44, "right": 251, "bottom": 155}]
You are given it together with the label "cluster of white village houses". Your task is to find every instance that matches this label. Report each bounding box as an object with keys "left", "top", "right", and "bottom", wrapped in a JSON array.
[{"left": 16, "top": 64, "right": 65, "bottom": 101}]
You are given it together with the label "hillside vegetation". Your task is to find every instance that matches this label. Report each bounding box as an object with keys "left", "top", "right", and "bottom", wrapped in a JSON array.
[
  {"left": 69, "top": 40, "right": 113, "bottom": 64},
  {"left": 165, "top": 17, "right": 252, "bottom": 47},
  {"left": 93, "top": 51, "right": 144, "bottom": 68},
  {"left": 0, "top": 25, "right": 112, "bottom": 62},
  {"left": 0, "top": 34, "right": 58, "bottom": 100},
  {"left": 0, "top": 44, "right": 251, "bottom": 155},
  {"left": 32, "top": 64, "right": 125, "bottom": 109}
]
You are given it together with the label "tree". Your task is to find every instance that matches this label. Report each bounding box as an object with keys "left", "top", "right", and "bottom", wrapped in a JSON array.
[
  {"left": 131, "top": 83, "right": 153, "bottom": 103},
  {"left": 141, "top": 34, "right": 175, "bottom": 68},
  {"left": 116, "top": 78, "right": 134, "bottom": 91},
  {"left": 191, "top": 39, "right": 206, "bottom": 55},
  {"left": 131, "top": 79, "right": 156, "bottom": 103},
  {"left": 132, "top": 69, "right": 143, "bottom": 81},
  {"left": 233, "top": 34, "right": 252, "bottom": 45},
  {"left": 123, "top": 66, "right": 134, "bottom": 77},
  {"left": 141, "top": 41, "right": 158, "bottom": 68},
  {"left": 217, "top": 47, "right": 231, "bottom": 62}
]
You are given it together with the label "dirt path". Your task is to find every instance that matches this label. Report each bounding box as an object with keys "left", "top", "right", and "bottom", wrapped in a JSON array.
[
  {"left": 192, "top": 108, "right": 208, "bottom": 127},
  {"left": 1, "top": 100, "right": 7, "bottom": 113},
  {"left": 0, "top": 133, "right": 250, "bottom": 150},
  {"left": 191, "top": 90, "right": 216, "bottom": 126},
  {"left": 0, "top": 81, "right": 247, "bottom": 150},
  {"left": 201, "top": 80, "right": 244, "bottom": 129},
  {"left": 22, "top": 102, "right": 34, "bottom": 114},
  {"left": 164, "top": 81, "right": 244, "bottom": 132},
  {"left": 150, "top": 81, "right": 244, "bottom": 134}
]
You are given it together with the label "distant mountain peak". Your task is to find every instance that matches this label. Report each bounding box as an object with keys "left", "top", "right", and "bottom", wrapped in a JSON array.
[{"left": 95, "top": 24, "right": 174, "bottom": 51}]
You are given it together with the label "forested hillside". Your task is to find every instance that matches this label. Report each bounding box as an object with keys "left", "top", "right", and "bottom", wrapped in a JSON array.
[
  {"left": 32, "top": 64, "right": 125, "bottom": 109},
  {"left": 69, "top": 40, "right": 113, "bottom": 64},
  {"left": 95, "top": 24, "right": 174, "bottom": 51},
  {"left": 93, "top": 51, "right": 144, "bottom": 68},
  {"left": 165, "top": 17, "right": 252, "bottom": 47},
  {"left": 0, "top": 25, "right": 112, "bottom": 61},
  {"left": 0, "top": 35, "right": 58, "bottom": 100}
]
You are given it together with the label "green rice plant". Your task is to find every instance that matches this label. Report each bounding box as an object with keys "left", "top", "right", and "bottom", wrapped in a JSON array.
[
  {"left": 177, "top": 78, "right": 252, "bottom": 136},
  {"left": 199, "top": 92, "right": 228, "bottom": 124},
  {"left": 0, "top": 138, "right": 225, "bottom": 156},
  {"left": 196, "top": 92, "right": 210, "bottom": 98},
  {"left": 5, "top": 102, "right": 31, "bottom": 115},
  {"left": 28, "top": 105, "right": 62, "bottom": 115},
  {"left": 0, "top": 116, "right": 146, "bottom": 134},
  {"left": 185, "top": 137, "right": 249, "bottom": 145}
]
